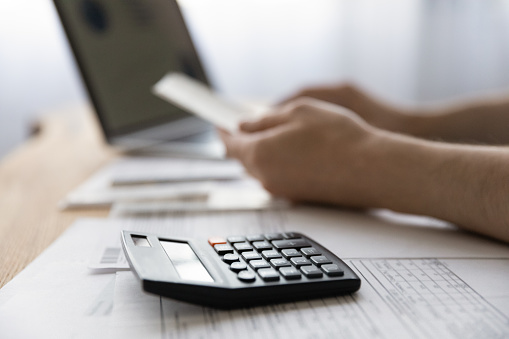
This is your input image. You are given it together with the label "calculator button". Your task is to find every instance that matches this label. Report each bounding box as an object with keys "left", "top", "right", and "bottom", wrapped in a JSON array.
[
  {"left": 290, "top": 257, "right": 311, "bottom": 267},
  {"left": 222, "top": 253, "right": 239, "bottom": 264},
  {"left": 233, "top": 242, "right": 254, "bottom": 253},
  {"left": 227, "top": 236, "right": 246, "bottom": 243},
  {"left": 270, "top": 258, "right": 291, "bottom": 269},
  {"left": 310, "top": 256, "right": 333, "bottom": 266},
  {"left": 241, "top": 251, "right": 261, "bottom": 261},
  {"left": 272, "top": 239, "right": 310, "bottom": 250},
  {"left": 321, "top": 264, "right": 344, "bottom": 277},
  {"left": 208, "top": 237, "right": 227, "bottom": 246},
  {"left": 246, "top": 234, "right": 265, "bottom": 242},
  {"left": 258, "top": 268, "right": 280, "bottom": 282},
  {"left": 230, "top": 262, "right": 248, "bottom": 272},
  {"left": 301, "top": 247, "right": 321, "bottom": 257},
  {"left": 283, "top": 232, "right": 301, "bottom": 239},
  {"left": 249, "top": 259, "right": 270, "bottom": 270},
  {"left": 279, "top": 267, "right": 302, "bottom": 280},
  {"left": 262, "top": 250, "right": 282, "bottom": 260},
  {"left": 252, "top": 241, "right": 272, "bottom": 251},
  {"left": 281, "top": 249, "right": 301, "bottom": 259},
  {"left": 237, "top": 270, "right": 256, "bottom": 283},
  {"left": 300, "top": 265, "right": 323, "bottom": 278},
  {"left": 214, "top": 244, "right": 234, "bottom": 255},
  {"left": 264, "top": 233, "right": 284, "bottom": 241}
]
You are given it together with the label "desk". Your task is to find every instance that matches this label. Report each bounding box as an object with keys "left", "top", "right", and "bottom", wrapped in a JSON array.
[
  {"left": 1, "top": 106, "right": 509, "bottom": 338},
  {"left": 0, "top": 104, "right": 117, "bottom": 288}
]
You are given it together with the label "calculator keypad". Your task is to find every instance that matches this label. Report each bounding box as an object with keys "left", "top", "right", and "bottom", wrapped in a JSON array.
[
  {"left": 252, "top": 241, "right": 272, "bottom": 251},
  {"left": 310, "top": 255, "right": 332, "bottom": 266},
  {"left": 264, "top": 233, "right": 284, "bottom": 241},
  {"left": 270, "top": 258, "right": 291, "bottom": 269},
  {"left": 301, "top": 247, "right": 321, "bottom": 257},
  {"left": 321, "top": 264, "right": 344, "bottom": 277},
  {"left": 227, "top": 236, "right": 246, "bottom": 243},
  {"left": 237, "top": 270, "right": 256, "bottom": 282},
  {"left": 249, "top": 259, "right": 271, "bottom": 270},
  {"left": 233, "top": 242, "right": 253, "bottom": 252},
  {"left": 290, "top": 257, "right": 311, "bottom": 267},
  {"left": 222, "top": 253, "right": 239, "bottom": 264},
  {"left": 241, "top": 251, "right": 261, "bottom": 261},
  {"left": 214, "top": 244, "right": 233, "bottom": 255},
  {"left": 261, "top": 250, "right": 281, "bottom": 260},
  {"left": 279, "top": 267, "right": 302, "bottom": 280},
  {"left": 282, "top": 232, "right": 301, "bottom": 239},
  {"left": 272, "top": 239, "right": 310, "bottom": 249},
  {"left": 258, "top": 268, "right": 280, "bottom": 282},
  {"left": 300, "top": 265, "right": 323, "bottom": 278},
  {"left": 209, "top": 234, "right": 345, "bottom": 284},
  {"left": 281, "top": 249, "right": 301, "bottom": 259},
  {"left": 230, "top": 262, "right": 247, "bottom": 272},
  {"left": 246, "top": 234, "right": 264, "bottom": 242}
]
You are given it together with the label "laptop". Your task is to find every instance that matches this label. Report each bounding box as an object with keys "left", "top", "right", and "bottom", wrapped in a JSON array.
[{"left": 53, "top": 0, "right": 223, "bottom": 158}]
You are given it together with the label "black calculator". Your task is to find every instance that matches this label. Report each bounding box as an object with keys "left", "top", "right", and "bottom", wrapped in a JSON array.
[{"left": 121, "top": 231, "right": 361, "bottom": 309}]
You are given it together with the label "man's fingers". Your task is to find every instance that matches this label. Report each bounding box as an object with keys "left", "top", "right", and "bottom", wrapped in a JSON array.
[
  {"left": 218, "top": 129, "right": 249, "bottom": 159},
  {"left": 239, "top": 112, "right": 291, "bottom": 133}
]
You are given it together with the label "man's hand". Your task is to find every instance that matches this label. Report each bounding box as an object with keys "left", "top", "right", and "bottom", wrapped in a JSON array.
[
  {"left": 221, "top": 98, "right": 388, "bottom": 206},
  {"left": 283, "top": 83, "right": 509, "bottom": 145},
  {"left": 221, "top": 97, "right": 509, "bottom": 243},
  {"left": 280, "top": 83, "right": 414, "bottom": 135}
]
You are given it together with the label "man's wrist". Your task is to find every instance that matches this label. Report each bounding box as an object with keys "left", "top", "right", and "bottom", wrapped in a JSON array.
[{"left": 361, "top": 131, "right": 445, "bottom": 214}]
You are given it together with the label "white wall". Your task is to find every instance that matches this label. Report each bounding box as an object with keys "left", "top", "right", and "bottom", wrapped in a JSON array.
[
  {"left": 0, "top": 0, "right": 86, "bottom": 159},
  {"left": 1, "top": 0, "right": 509, "bottom": 160},
  {"left": 183, "top": 0, "right": 509, "bottom": 104}
]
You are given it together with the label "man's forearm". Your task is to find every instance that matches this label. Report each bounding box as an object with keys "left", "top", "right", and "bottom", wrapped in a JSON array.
[
  {"left": 369, "top": 132, "right": 509, "bottom": 242},
  {"left": 407, "top": 97, "right": 509, "bottom": 145}
]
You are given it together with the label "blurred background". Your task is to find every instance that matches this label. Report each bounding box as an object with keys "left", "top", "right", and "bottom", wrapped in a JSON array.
[{"left": 1, "top": 0, "right": 509, "bottom": 159}]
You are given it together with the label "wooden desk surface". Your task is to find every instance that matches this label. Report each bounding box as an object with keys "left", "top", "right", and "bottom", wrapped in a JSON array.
[{"left": 0, "top": 104, "right": 118, "bottom": 288}]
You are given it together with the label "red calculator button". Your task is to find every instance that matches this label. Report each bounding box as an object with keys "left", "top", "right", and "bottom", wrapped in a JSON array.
[{"left": 208, "top": 237, "right": 227, "bottom": 246}]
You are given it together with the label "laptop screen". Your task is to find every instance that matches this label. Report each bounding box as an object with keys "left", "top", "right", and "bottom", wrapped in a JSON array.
[{"left": 54, "top": 0, "right": 209, "bottom": 138}]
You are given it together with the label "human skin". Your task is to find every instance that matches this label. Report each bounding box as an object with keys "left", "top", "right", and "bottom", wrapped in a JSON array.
[
  {"left": 220, "top": 97, "right": 509, "bottom": 243},
  {"left": 282, "top": 84, "right": 509, "bottom": 144}
]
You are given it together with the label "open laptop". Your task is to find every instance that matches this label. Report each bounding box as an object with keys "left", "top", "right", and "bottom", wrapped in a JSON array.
[{"left": 53, "top": 0, "right": 223, "bottom": 158}]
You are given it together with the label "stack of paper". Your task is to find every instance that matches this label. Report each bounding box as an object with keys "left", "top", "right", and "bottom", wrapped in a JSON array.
[
  {"left": 60, "top": 157, "right": 286, "bottom": 213},
  {"left": 1, "top": 208, "right": 509, "bottom": 338},
  {"left": 5, "top": 148, "right": 509, "bottom": 338}
]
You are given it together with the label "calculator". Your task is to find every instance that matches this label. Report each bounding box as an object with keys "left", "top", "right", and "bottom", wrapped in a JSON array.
[{"left": 121, "top": 231, "right": 361, "bottom": 309}]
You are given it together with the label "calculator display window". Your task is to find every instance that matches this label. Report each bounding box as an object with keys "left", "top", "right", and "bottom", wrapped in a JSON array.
[{"left": 160, "top": 240, "right": 214, "bottom": 283}]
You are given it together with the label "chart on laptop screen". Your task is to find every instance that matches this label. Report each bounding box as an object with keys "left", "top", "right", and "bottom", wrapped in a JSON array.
[{"left": 54, "top": 0, "right": 208, "bottom": 136}]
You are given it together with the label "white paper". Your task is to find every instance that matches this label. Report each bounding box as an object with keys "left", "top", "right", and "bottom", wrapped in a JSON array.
[
  {"left": 109, "top": 258, "right": 509, "bottom": 339},
  {"left": 60, "top": 157, "right": 246, "bottom": 209},
  {"left": 3, "top": 208, "right": 509, "bottom": 338},
  {"left": 0, "top": 220, "right": 117, "bottom": 339},
  {"left": 108, "top": 207, "right": 509, "bottom": 259},
  {"left": 111, "top": 157, "right": 244, "bottom": 186},
  {"left": 109, "top": 187, "right": 290, "bottom": 217},
  {"left": 153, "top": 73, "right": 266, "bottom": 132},
  {"left": 91, "top": 207, "right": 509, "bottom": 272}
]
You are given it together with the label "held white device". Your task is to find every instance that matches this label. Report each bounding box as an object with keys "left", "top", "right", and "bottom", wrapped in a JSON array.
[{"left": 153, "top": 73, "right": 266, "bottom": 133}]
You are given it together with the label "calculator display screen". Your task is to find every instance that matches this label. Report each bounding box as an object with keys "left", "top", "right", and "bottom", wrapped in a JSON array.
[{"left": 160, "top": 240, "right": 214, "bottom": 283}]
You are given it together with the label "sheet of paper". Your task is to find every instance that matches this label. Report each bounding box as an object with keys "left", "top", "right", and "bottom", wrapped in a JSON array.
[
  {"left": 2, "top": 210, "right": 509, "bottom": 338},
  {"left": 109, "top": 258, "right": 509, "bottom": 339},
  {"left": 153, "top": 73, "right": 266, "bottom": 132},
  {"left": 60, "top": 157, "right": 246, "bottom": 209},
  {"left": 0, "top": 220, "right": 117, "bottom": 339},
  {"left": 111, "top": 207, "right": 509, "bottom": 259},
  {"left": 109, "top": 187, "right": 289, "bottom": 217},
  {"left": 90, "top": 207, "right": 509, "bottom": 271},
  {"left": 110, "top": 157, "right": 244, "bottom": 186}
]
